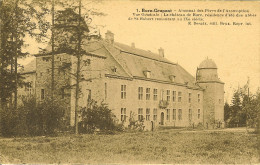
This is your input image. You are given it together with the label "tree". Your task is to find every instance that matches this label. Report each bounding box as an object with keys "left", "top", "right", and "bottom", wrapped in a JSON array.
[
  {"left": 51, "top": 0, "right": 104, "bottom": 134},
  {"left": 28, "top": 0, "right": 105, "bottom": 134},
  {"left": 51, "top": 0, "right": 55, "bottom": 104},
  {"left": 224, "top": 102, "right": 231, "bottom": 122},
  {"left": 48, "top": 0, "right": 90, "bottom": 134},
  {"left": 0, "top": 0, "right": 49, "bottom": 109},
  {"left": 228, "top": 89, "right": 247, "bottom": 127},
  {"left": 0, "top": 0, "right": 50, "bottom": 135},
  {"left": 242, "top": 89, "right": 259, "bottom": 131},
  {"left": 0, "top": 1, "right": 16, "bottom": 109},
  {"left": 226, "top": 81, "right": 259, "bottom": 131}
]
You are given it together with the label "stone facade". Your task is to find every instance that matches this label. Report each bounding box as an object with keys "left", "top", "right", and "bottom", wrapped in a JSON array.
[
  {"left": 19, "top": 31, "right": 224, "bottom": 129},
  {"left": 18, "top": 59, "right": 36, "bottom": 104},
  {"left": 35, "top": 53, "right": 72, "bottom": 121},
  {"left": 17, "top": 72, "right": 36, "bottom": 104},
  {"left": 101, "top": 78, "right": 204, "bottom": 129},
  {"left": 196, "top": 59, "right": 225, "bottom": 128}
]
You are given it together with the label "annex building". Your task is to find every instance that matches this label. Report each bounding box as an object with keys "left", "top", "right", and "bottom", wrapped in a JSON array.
[{"left": 19, "top": 31, "right": 224, "bottom": 129}]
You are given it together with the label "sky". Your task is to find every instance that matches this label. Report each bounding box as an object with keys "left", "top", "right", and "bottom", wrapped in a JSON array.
[{"left": 20, "top": 1, "right": 260, "bottom": 103}]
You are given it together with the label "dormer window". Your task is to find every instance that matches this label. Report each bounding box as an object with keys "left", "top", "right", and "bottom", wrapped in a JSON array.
[
  {"left": 42, "top": 57, "right": 50, "bottom": 62},
  {"left": 144, "top": 70, "right": 151, "bottom": 78},
  {"left": 169, "top": 75, "right": 175, "bottom": 82},
  {"left": 112, "top": 66, "right": 117, "bottom": 73}
]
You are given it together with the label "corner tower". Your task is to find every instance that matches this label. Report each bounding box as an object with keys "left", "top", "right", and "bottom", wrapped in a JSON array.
[{"left": 196, "top": 58, "right": 224, "bottom": 128}]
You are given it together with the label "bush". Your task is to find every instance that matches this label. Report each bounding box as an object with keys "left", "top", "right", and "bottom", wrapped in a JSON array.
[
  {"left": 27, "top": 98, "right": 65, "bottom": 135},
  {"left": 127, "top": 111, "right": 144, "bottom": 131},
  {"left": 196, "top": 122, "right": 204, "bottom": 130},
  {"left": 1, "top": 107, "right": 28, "bottom": 136},
  {"left": 0, "top": 98, "right": 66, "bottom": 137},
  {"left": 78, "top": 100, "right": 120, "bottom": 134}
]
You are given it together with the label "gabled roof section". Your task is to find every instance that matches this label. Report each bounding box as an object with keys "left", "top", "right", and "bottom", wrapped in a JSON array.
[
  {"left": 114, "top": 42, "right": 176, "bottom": 65},
  {"left": 82, "top": 41, "right": 107, "bottom": 58},
  {"left": 31, "top": 34, "right": 202, "bottom": 89},
  {"left": 99, "top": 41, "right": 131, "bottom": 78},
  {"left": 103, "top": 41, "right": 200, "bottom": 89}
]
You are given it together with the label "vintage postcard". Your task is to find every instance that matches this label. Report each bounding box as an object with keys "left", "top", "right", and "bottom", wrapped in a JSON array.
[{"left": 0, "top": 0, "right": 259, "bottom": 164}]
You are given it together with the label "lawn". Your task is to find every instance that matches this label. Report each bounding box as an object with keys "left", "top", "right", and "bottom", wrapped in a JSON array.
[{"left": 0, "top": 128, "right": 259, "bottom": 164}]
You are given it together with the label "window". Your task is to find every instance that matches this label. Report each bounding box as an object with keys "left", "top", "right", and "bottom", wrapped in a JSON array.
[
  {"left": 166, "top": 109, "right": 170, "bottom": 121},
  {"left": 138, "top": 87, "right": 143, "bottom": 100},
  {"left": 41, "top": 89, "right": 45, "bottom": 100},
  {"left": 153, "top": 108, "right": 157, "bottom": 121},
  {"left": 173, "top": 109, "right": 176, "bottom": 120},
  {"left": 146, "top": 108, "right": 150, "bottom": 121},
  {"left": 161, "top": 90, "right": 164, "bottom": 100},
  {"left": 166, "top": 90, "right": 170, "bottom": 101},
  {"left": 105, "top": 83, "right": 107, "bottom": 100},
  {"left": 144, "top": 71, "right": 151, "bottom": 78},
  {"left": 172, "top": 91, "right": 176, "bottom": 102},
  {"left": 198, "top": 109, "right": 201, "bottom": 119},
  {"left": 146, "top": 88, "right": 150, "bottom": 100},
  {"left": 121, "top": 108, "right": 126, "bottom": 122},
  {"left": 112, "top": 66, "right": 117, "bottom": 72},
  {"left": 138, "top": 108, "right": 143, "bottom": 121},
  {"left": 198, "top": 94, "right": 200, "bottom": 103},
  {"left": 146, "top": 72, "right": 150, "bottom": 78},
  {"left": 66, "top": 106, "right": 71, "bottom": 115},
  {"left": 42, "top": 57, "right": 50, "bottom": 62},
  {"left": 189, "top": 93, "right": 192, "bottom": 103},
  {"left": 27, "top": 82, "right": 32, "bottom": 96},
  {"left": 189, "top": 109, "right": 192, "bottom": 121},
  {"left": 178, "top": 109, "right": 182, "bottom": 120},
  {"left": 178, "top": 92, "right": 182, "bottom": 102},
  {"left": 121, "top": 85, "right": 126, "bottom": 99},
  {"left": 86, "top": 89, "right": 91, "bottom": 101},
  {"left": 169, "top": 75, "right": 175, "bottom": 82},
  {"left": 83, "top": 59, "right": 91, "bottom": 66},
  {"left": 153, "top": 89, "right": 158, "bottom": 101}
]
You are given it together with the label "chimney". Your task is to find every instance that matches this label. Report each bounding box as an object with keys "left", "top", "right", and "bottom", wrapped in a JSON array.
[
  {"left": 105, "top": 30, "right": 114, "bottom": 44},
  {"left": 131, "top": 42, "right": 135, "bottom": 48},
  {"left": 158, "top": 47, "right": 164, "bottom": 57}
]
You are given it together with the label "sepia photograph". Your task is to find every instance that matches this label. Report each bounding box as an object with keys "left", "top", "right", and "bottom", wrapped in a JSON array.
[{"left": 0, "top": 0, "right": 259, "bottom": 164}]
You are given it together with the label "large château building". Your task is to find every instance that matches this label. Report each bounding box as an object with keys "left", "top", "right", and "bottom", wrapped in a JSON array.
[{"left": 19, "top": 31, "right": 225, "bottom": 129}]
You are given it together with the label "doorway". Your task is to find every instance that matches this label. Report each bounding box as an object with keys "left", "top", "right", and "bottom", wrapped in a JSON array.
[{"left": 161, "top": 112, "right": 164, "bottom": 125}]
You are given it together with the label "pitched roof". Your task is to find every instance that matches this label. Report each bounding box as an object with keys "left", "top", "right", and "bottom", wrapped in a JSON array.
[
  {"left": 103, "top": 41, "right": 200, "bottom": 89},
  {"left": 114, "top": 42, "right": 176, "bottom": 65},
  {"left": 32, "top": 38, "right": 202, "bottom": 89},
  {"left": 82, "top": 41, "right": 107, "bottom": 58}
]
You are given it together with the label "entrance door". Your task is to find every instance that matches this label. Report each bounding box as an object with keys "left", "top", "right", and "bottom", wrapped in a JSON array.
[{"left": 161, "top": 112, "right": 164, "bottom": 125}]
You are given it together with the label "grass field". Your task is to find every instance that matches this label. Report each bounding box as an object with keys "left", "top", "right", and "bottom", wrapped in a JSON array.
[{"left": 0, "top": 128, "right": 259, "bottom": 164}]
